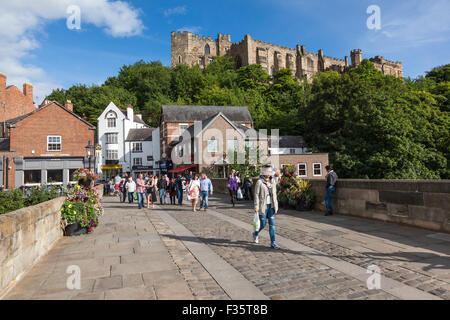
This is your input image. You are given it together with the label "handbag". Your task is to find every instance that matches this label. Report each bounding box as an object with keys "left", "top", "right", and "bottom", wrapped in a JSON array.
[
  {"left": 253, "top": 212, "right": 260, "bottom": 232},
  {"left": 237, "top": 188, "right": 243, "bottom": 199},
  {"left": 133, "top": 192, "right": 137, "bottom": 200}
]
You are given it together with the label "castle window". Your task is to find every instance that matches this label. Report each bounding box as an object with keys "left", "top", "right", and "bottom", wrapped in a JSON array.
[
  {"left": 178, "top": 56, "right": 181, "bottom": 64},
  {"left": 307, "top": 58, "right": 314, "bottom": 70},
  {"left": 204, "top": 44, "right": 210, "bottom": 56}
]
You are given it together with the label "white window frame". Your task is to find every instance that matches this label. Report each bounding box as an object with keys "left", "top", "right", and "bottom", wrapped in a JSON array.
[
  {"left": 133, "top": 158, "right": 142, "bottom": 166},
  {"left": 106, "top": 150, "right": 118, "bottom": 160},
  {"left": 313, "top": 163, "right": 322, "bottom": 176},
  {"left": 207, "top": 139, "right": 218, "bottom": 153},
  {"left": 47, "top": 135, "right": 61, "bottom": 152},
  {"left": 107, "top": 118, "right": 116, "bottom": 128},
  {"left": 132, "top": 142, "right": 143, "bottom": 153},
  {"left": 105, "top": 133, "right": 118, "bottom": 144},
  {"left": 179, "top": 123, "right": 189, "bottom": 135},
  {"left": 227, "top": 139, "right": 239, "bottom": 152},
  {"left": 298, "top": 163, "right": 307, "bottom": 177}
]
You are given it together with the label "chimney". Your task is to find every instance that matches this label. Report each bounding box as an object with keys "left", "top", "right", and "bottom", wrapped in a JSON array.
[
  {"left": 136, "top": 114, "right": 142, "bottom": 120},
  {"left": 0, "top": 73, "right": 6, "bottom": 91},
  {"left": 127, "top": 104, "right": 134, "bottom": 121},
  {"left": 23, "top": 83, "right": 33, "bottom": 100},
  {"left": 65, "top": 100, "right": 73, "bottom": 112}
]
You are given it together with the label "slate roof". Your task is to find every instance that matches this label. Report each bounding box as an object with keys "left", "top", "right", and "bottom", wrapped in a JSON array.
[
  {"left": 275, "top": 136, "right": 306, "bottom": 148},
  {"left": 125, "top": 128, "right": 155, "bottom": 141},
  {"left": 119, "top": 110, "right": 146, "bottom": 125},
  {"left": 162, "top": 105, "right": 253, "bottom": 124}
]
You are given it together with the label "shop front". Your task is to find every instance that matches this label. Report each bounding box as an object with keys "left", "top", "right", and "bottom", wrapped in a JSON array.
[{"left": 100, "top": 164, "right": 123, "bottom": 181}]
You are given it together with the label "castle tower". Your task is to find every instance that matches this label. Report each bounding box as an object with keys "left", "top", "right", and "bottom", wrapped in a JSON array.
[
  {"left": 350, "top": 49, "right": 363, "bottom": 67},
  {"left": 171, "top": 31, "right": 192, "bottom": 67}
]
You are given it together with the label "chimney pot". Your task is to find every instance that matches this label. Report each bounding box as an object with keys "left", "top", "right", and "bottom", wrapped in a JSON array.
[
  {"left": 65, "top": 99, "right": 73, "bottom": 112},
  {"left": 0, "top": 72, "right": 6, "bottom": 91}
]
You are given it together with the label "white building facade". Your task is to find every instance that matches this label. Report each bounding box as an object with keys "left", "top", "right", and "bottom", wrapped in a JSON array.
[{"left": 97, "top": 102, "right": 160, "bottom": 180}]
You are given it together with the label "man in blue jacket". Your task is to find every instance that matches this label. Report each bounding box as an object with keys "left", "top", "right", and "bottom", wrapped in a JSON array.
[{"left": 199, "top": 172, "right": 213, "bottom": 211}]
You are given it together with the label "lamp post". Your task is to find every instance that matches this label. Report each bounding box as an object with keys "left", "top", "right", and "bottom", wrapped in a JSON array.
[{"left": 85, "top": 140, "right": 95, "bottom": 172}]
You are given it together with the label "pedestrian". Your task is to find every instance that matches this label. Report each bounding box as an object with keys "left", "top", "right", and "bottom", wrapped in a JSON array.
[
  {"left": 136, "top": 173, "right": 147, "bottom": 209},
  {"left": 186, "top": 171, "right": 194, "bottom": 184},
  {"left": 253, "top": 165, "right": 281, "bottom": 249},
  {"left": 199, "top": 172, "right": 213, "bottom": 211},
  {"left": 243, "top": 176, "right": 253, "bottom": 200},
  {"left": 114, "top": 173, "right": 121, "bottom": 194},
  {"left": 146, "top": 176, "right": 157, "bottom": 209},
  {"left": 236, "top": 172, "right": 244, "bottom": 201},
  {"left": 168, "top": 178, "right": 177, "bottom": 205},
  {"left": 324, "top": 165, "right": 338, "bottom": 216},
  {"left": 105, "top": 180, "right": 111, "bottom": 195},
  {"left": 187, "top": 174, "right": 200, "bottom": 212},
  {"left": 175, "top": 174, "right": 183, "bottom": 205},
  {"left": 119, "top": 177, "right": 127, "bottom": 203},
  {"left": 227, "top": 170, "right": 238, "bottom": 207},
  {"left": 158, "top": 174, "right": 168, "bottom": 204},
  {"left": 125, "top": 176, "right": 136, "bottom": 203},
  {"left": 273, "top": 169, "right": 281, "bottom": 184}
]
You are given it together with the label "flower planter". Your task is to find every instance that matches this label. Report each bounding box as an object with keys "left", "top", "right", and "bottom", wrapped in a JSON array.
[
  {"left": 296, "top": 201, "right": 314, "bottom": 212},
  {"left": 64, "top": 222, "right": 88, "bottom": 236}
]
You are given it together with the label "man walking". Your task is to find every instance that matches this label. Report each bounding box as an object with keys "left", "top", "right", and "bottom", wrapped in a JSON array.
[
  {"left": 324, "top": 165, "right": 338, "bottom": 216},
  {"left": 253, "top": 166, "right": 281, "bottom": 249},
  {"left": 199, "top": 173, "right": 213, "bottom": 211},
  {"left": 136, "top": 174, "right": 147, "bottom": 209},
  {"left": 175, "top": 174, "right": 183, "bottom": 205},
  {"left": 158, "top": 174, "right": 168, "bottom": 204},
  {"left": 125, "top": 176, "right": 136, "bottom": 204}
]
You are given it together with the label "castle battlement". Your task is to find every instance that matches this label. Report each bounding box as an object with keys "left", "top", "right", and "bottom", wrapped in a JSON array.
[{"left": 171, "top": 32, "right": 403, "bottom": 78}]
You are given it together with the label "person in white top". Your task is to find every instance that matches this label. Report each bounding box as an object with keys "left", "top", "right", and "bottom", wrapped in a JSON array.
[
  {"left": 187, "top": 174, "right": 201, "bottom": 212},
  {"left": 125, "top": 177, "right": 136, "bottom": 203}
]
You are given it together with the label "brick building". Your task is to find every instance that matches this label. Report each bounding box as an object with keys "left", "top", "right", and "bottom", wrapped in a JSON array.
[
  {"left": 0, "top": 73, "right": 37, "bottom": 122},
  {"left": 171, "top": 32, "right": 403, "bottom": 79},
  {"left": 0, "top": 98, "right": 95, "bottom": 189}
]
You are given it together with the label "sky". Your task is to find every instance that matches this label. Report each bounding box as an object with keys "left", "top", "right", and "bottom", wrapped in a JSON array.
[{"left": 0, "top": 0, "right": 449, "bottom": 103}]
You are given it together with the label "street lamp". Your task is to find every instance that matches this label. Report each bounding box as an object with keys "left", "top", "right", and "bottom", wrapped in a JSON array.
[{"left": 85, "top": 140, "right": 95, "bottom": 172}]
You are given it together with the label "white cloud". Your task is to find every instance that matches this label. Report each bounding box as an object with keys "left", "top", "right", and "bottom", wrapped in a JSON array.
[
  {"left": 164, "top": 5, "right": 187, "bottom": 17},
  {"left": 0, "top": 0, "right": 144, "bottom": 103},
  {"left": 177, "top": 26, "right": 202, "bottom": 34},
  {"left": 362, "top": 0, "right": 450, "bottom": 51}
]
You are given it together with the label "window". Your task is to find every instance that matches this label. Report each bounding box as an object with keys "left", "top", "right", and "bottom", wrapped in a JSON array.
[
  {"left": 198, "top": 59, "right": 203, "bottom": 66},
  {"left": 47, "top": 136, "right": 61, "bottom": 151},
  {"left": 147, "top": 156, "right": 153, "bottom": 161},
  {"left": 207, "top": 139, "right": 218, "bottom": 152},
  {"left": 47, "top": 170, "right": 63, "bottom": 183},
  {"left": 245, "top": 140, "right": 255, "bottom": 148},
  {"left": 313, "top": 163, "right": 322, "bottom": 176},
  {"left": 298, "top": 163, "right": 307, "bottom": 177},
  {"left": 132, "top": 142, "right": 143, "bottom": 153},
  {"left": 179, "top": 123, "right": 189, "bottom": 135},
  {"left": 24, "top": 170, "right": 41, "bottom": 184},
  {"left": 227, "top": 139, "right": 239, "bottom": 152},
  {"left": 209, "top": 59, "right": 213, "bottom": 64},
  {"left": 133, "top": 158, "right": 142, "bottom": 166},
  {"left": 290, "top": 148, "right": 296, "bottom": 154},
  {"left": 107, "top": 118, "right": 116, "bottom": 128},
  {"left": 69, "top": 169, "right": 78, "bottom": 182},
  {"left": 204, "top": 44, "right": 210, "bottom": 56},
  {"left": 106, "top": 133, "right": 118, "bottom": 144},
  {"left": 106, "top": 150, "right": 118, "bottom": 160},
  {"left": 178, "top": 56, "right": 181, "bottom": 64}
]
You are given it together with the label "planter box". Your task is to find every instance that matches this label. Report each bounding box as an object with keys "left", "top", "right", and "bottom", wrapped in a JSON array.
[{"left": 64, "top": 222, "right": 88, "bottom": 236}]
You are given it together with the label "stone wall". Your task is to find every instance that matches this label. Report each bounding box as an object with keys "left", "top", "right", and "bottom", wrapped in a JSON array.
[
  {"left": 0, "top": 197, "right": 65, "bottom": 297},
  {"left": 210, "top": 178, "right": 450, "bottom": 233},
  {"left": 309, "top": 179, "right": 450, "bottom": 233}
]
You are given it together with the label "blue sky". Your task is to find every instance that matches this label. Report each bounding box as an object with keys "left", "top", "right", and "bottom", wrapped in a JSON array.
[{"left": 0, "top": 0, "right": 449, "bottom": 102}]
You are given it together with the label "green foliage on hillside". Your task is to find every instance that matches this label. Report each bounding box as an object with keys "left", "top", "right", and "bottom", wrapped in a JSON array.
[{"left": 46, "top": 59, "right": 450, "bottom": 179}]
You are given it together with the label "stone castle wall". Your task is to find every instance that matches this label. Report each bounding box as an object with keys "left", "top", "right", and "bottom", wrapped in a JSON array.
[{"left": 171, "top": 32, "right": 403, "bottom": 78}]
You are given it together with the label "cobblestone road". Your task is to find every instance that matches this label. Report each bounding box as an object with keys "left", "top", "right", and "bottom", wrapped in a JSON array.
[{"left": 3, "top": 193, "right": 449, "bottom": 300}]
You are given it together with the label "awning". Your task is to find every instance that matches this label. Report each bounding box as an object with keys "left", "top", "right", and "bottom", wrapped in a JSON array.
[
  {"left": 168, "top": 164, "right": 196, "bottom": 173},
  {"left": 101, "top": 165, "right": 123, "bottom": 170}
]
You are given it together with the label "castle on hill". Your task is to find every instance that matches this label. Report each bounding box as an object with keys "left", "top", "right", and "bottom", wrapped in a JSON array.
[{"left": 171, "top": 31, "right": 403, "bottom": 79}]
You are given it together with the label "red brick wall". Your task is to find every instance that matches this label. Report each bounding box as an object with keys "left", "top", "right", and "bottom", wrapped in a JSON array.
[
  {"left": 0, "top": 74, "right": 37, "bottom": 121},
  {"left": 10, "top": 103, "right": 94, "bottom": 157}
]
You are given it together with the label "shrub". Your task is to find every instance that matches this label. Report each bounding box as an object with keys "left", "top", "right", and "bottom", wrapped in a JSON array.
[{"left": 0, "top": 189, "right": 25, "bottom": 214}]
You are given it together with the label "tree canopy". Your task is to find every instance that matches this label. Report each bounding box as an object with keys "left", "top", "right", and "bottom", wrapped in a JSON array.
[{"left": 46, "top": 60, "right": 450, "bottom": 179}]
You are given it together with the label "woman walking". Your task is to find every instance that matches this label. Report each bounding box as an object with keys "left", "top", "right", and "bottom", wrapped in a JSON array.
[
  {"left": 187, "top": 174, "right": 200, "bottom": 212},
  {"left": 168, "top": 178, "right": 177, "bottom": 205},
  {"left": 146, "top": 176, "right": 157, "bottom": 209},
  {"left": 227, "top": 170, "right": 238, "bottom": 207}
]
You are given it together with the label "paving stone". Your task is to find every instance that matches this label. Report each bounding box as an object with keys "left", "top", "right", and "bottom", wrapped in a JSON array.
[{"left": 93, "top": 276, "right": 122, "bottom": 291}]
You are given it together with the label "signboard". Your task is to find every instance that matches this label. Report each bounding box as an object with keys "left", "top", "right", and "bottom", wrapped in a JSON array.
[{"left": 132, "top": 165, "right": 153, "bottom": 171}]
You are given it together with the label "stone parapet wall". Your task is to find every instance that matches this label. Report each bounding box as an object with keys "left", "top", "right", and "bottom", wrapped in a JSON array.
[
  {"left": 309, "top": 179, "right": 450, "bottom": 233},
  {"left": 210, "top": 178, "right": 450, "bottom": 233},
  {"left": 0, "top": 197, "right": 65, "bottom": 298}
]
